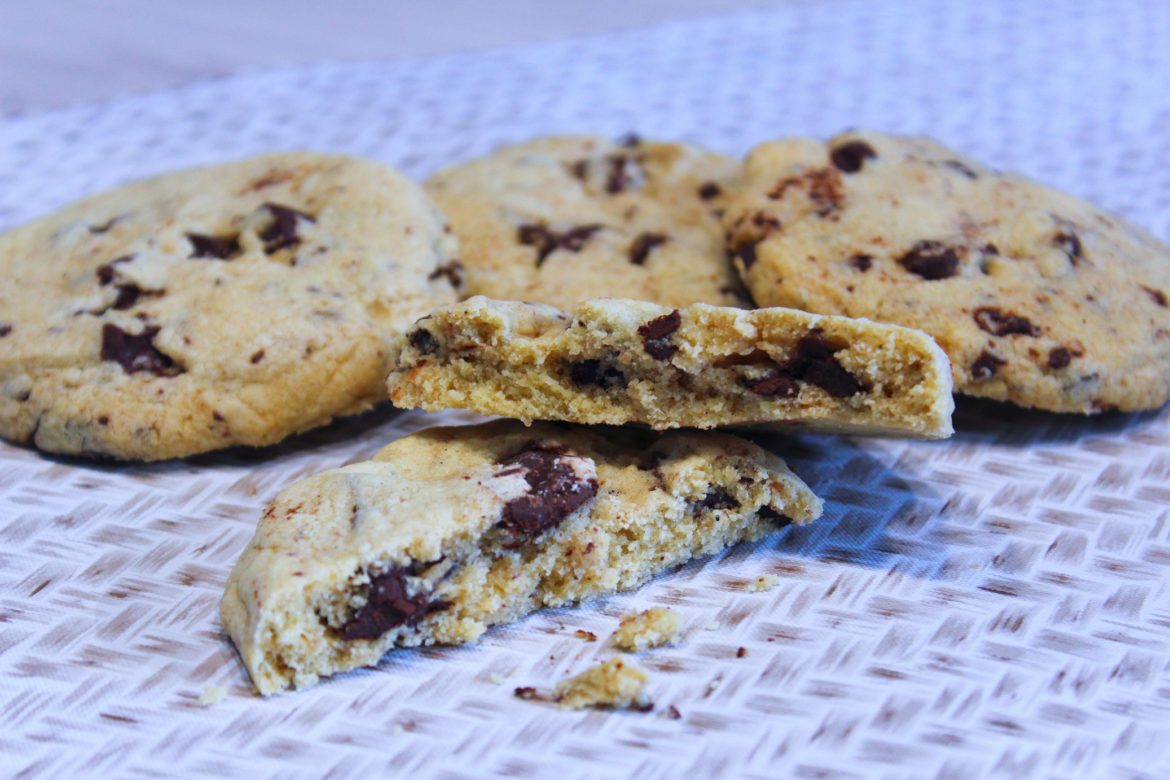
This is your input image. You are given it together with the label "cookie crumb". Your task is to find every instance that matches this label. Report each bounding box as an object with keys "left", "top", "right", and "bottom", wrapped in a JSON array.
[
  {"left": 198, "top": 685, "right": 227, "bottom": 707},
  {"left": 554, "top": 658, "right": 651, "bottom": 711},
  {"left": 751, "top": 574, "right": 780, "bottom": 592},
  {"left": 736, "top": 647, "right": 748, "bottom": 658},
  {"left": 574, "top": 629, "right": 598, "bottom": 642},
  {"left": 611, "top": 607, "right": 682, "bottom": 651},
  {"left": 704, "top": 622, "right": 720, "bottom": 631},
  {"left": 664, "top": 705, "right": 683, "bottom": 720}
]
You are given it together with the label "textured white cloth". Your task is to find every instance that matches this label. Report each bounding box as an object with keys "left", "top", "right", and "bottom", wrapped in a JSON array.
[{"left": 2, "top": 1, "right": 1169, "bottom": 777}]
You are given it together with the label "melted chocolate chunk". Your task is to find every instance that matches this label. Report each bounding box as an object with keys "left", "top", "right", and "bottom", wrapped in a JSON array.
[
  {"left": 518, "top": 223, "right": 603, "bottom": 266},
  {"left": 1142, "top": 286, "right": 1168, "bottom": 307},
  {"left": 698, "top": 182, "right": 723, "bottom": 200},
  {"left": 1047, "top": 347, "right": 1072, "bottom": 369},
  {"left": 829, "top": 140, "right": 877, "bottom": 173},
  {"left": 973, "top": 307, "right": 1039, "bottom": 337},
  {"left": 850, "top": 254, "right": 873, "bottom": 272},
  {"left": 970, "top": 350, "right": 1005, "bottom": 380},
  {"left": 428, "top": 260, "right": 464, "bottom": 288},
  {"left": 756, "top": 506, "right": 794, "bottom": 526},
  {"left": 100, "top": 324, "right": 183, "bottom": 376},
  {"left": 943, "top": 159, "right": 979, "bottom": 179},
  {"left": 409, "top": 329, "right": 439, "bottom": 355},
  {"left": 899, "top": 241, "right": 960, "bottom": 280},
  {"left": 111, "top": 283, "right": 146, "bottom": 311},
  {"left": 745, "top": 374, "right": 800, "bottom": 397},
  {"left": 259, "top": 203, "right": 314, "bottom": 253},
  {"left": 1053, "top": 230, "right": 1082, "bottom": 264},
  {"left": 0, "top": 323, "right": 11, "bottom": 338},
  {"left": 735, "top": 241, "right": 759, "bottom": 269},
  {"left": 629, "top": 232, "right": 668, "bottom": 265},
  {"left": 638, "top": 310, "right": 682, "bottom": 361},
  {"left": 187, "top": 233, "right": 241, "bottom": 260},
  {"left": 497, "top": 445, "right": 598, "bottom": 542},
  {"left": 693, "top": 488, "right": 740, "bottom": 512},
  {"left": 95, "top": 255, "right": 133, "bottom": 285},
  {"left": 569, "top": 359, "right": 627, "bottom": 390},
  {"left": 605, "top": 155, "right": 637, "bottom": 194},
  {"left": 338, "top": 567, "right": 452, "bottom": 641}
]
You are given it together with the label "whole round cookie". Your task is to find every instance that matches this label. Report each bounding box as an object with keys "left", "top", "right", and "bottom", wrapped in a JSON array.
[
  {"left": 425, "top": 134, "right": 747, "bottom": 309},
  {"left": 724, "top": 130, "right": 1170, "bottom": 413},
  {"left": 0, "top": 152, "right": 458, "bottom": 460}
]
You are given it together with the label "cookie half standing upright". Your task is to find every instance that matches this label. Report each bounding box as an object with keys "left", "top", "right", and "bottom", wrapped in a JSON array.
[
  {"left": 724, "top": 130, "right": 1170, "bottom": 413},
  {"left": 425, "top": 134, "right": 747, "bottom": 309},
  {"left": 221, "top": 420, "right": 822, "bottom": 694},
  {"left": 0, "top": 152, "right": 458, "bottom": 460},
  {"left": 388, "top": 296, "right": 955, "bottom": 439}
]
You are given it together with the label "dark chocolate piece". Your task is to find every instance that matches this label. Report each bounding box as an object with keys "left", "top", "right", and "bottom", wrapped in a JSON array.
[
  {"left": 638, "top": 310, "right": 682, "bottom": 361},
  {"left": 569, "top": 359, "right": 627, "bottom": 390},
  {"left": 693, "top": 488, "right": 740, "bottom": 512},
  {"left": 187, "top": 233, "right": 241, "bottom": 260},
  {"left": 698, "top": 182, "right": 722, "bottom": 200},
  {"left": 970, "top": 350, "right": 1005, "bottom": 380},
  {"left": 829, "top": 140, "right": 877, "bottom": 173},
  {"left": 100, "top": 324, "right": 183, "bottom": 376},
  {"left": 258, "top": 203, "right": 314, "bottom": 254},
  {"left": 1047, "top": 347, "right": 1071, "bottom": 369},
  {"left": 338, "top": 567, "right": 452, "bottom": 641},
  {"left": 409, "top": 329, "right": 439, "bottom": 355},
  {"left": 629, "top": 232, "right": 668, "bottom": 265},
  {"left": 428, "top": 260, "right": 464, "bottom": 288},
  {"left": 973, "top": 307, "right": 1039, "bottom": 337},
  {"left": 899, "top": 241, "right": 960, "bottom": 280},
  {"left": 497, "top": 445, "right": 598, "bottom": 542}
]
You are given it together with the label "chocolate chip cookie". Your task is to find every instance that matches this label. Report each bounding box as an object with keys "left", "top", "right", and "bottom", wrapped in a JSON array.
[
  {"left": 724, "top": 130, "right": 1170, "bottom": 413},
  {"left": 387, "top": 296, "right": 954, "bottom": 439},
  {"left": 425, "top": 134, "right": 746, "bottom": 308},
  {"left": 0, "top": 152, "right": 457, "bottom": 459},
  {"left": 220, "top": 420, "right": 821, "bottom": 694}
]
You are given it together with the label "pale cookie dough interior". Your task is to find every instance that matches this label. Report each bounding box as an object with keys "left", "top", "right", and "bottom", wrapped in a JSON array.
[
  {"left": 724, "top": 130, "right": 1170, "bottom": 413},
  {"left": 425, "top": 134, "right": 747, "bottom": 309},
  {"left": 0, "top": 152, "right": 457, "bottom": 459},
  {"left": 388, "top": 296, "right": 955, "bottom": 439},
  {"left": 220, "top": 420, "right": 822, "bottom": 695}
]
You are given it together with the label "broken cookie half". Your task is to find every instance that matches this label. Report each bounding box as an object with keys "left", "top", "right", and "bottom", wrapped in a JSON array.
[
  {"left": 221, "top": 420, "right": 821, "bottom": 694},
  {"left": 388, "top": 296, "right": 954, "bottom": 438}
]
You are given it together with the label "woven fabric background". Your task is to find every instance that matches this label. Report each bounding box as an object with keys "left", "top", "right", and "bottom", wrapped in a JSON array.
[{"left": 2, "top": 1, "right": 1170, "bottom": 777}]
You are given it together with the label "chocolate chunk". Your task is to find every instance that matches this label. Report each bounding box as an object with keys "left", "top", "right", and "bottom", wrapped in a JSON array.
[
  {"left": 560, "top": 224, "right": 603, "bottom": 252},
  {"left": 100, "top": 324, "right": 182, "bottom": 376},
  {"left": 250, "top": 349, "right": 266, "bottom": 364},
  {"left": 338, "top": 567, "right": 452, "bottom": 641},
  {"left": 258, "top": 203, "right": 314, "bottom": 254},
  {"left": 756, "top": 506, "right": 794, "bottom": 527},
  {"left": 850, "top": 254, "right": 873, "bottom": 272},
  {"left": 735, "top": 242, "right": 759, "bottom": 269},
  {"left": 1047, "top": 347, "right": 1071, "bottom": 369},
  {"left": 698, "top": 182, "right": 723, "bottom": 200},
  {"left": 605, "top": 155, "right": 636, "bottom": 194},
  {"left": 943, "top": 159, "right": 979, "bottom": 179},
  {"left": 829, "top": 140, "right": 877, "bottom": 173},
  {"left": 638, "top": 310, "right": 682, "bottom": 361},
  {"left": 745, "top": 374, "right": 800, "bottom": 397},
  {"left": 111, "top": 283, "right": 146, "bottom": 311},
  {"left": 497, "top": 445, "right": 598, "bottom": 541},
  {"left": 694, "top": 488, "right": 739, "bottom": 512},
  {"left": 973, "top": 307, "right": 1039, "bottom": 337},
  {"left": 983, "top": 243, "right": 999, "bottom": 256},
  {"left": 899, "top": 241, "right": 960, "bottom": 280},
  {"left": 1053, "top": 231, "right": 1082, "bottom": 264},
  {"left": 569, "top": 359, "right": 627, "bottom": 390},
  {"left": 791, "top": 333, "right": 868, "bottom": 397},
  {"left": 568, "top": 160, "right": 589, "bottom": 180},
  {"left": 1142, "top": 286, "right": 1168, "bottom": 307},
  {"left": 518, "top": 223, "right": 603, "bottom": 266},
  {"left": 629, "top": 232, "right": 668, "bottom": 265},
  {"left": 95, "top": 255, "right": 133, "bottom": 285},
  {"left": 970, "top": 350, "right": 1005, "bottom": 380},
  {"left": 428, "top": 260, "right": 464, "bottom": 288},
  {"left": 409, "top": 329, "right": 439, "bottom": 355},
  {"left": 187, "top": 233, "right": 241, "bottom": 260},
  {"left": 752, "top": 211, "right": 782, "bottom": 231},
  {"left": 0, "top": 323, "right": 11, "bottom": 337}
]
